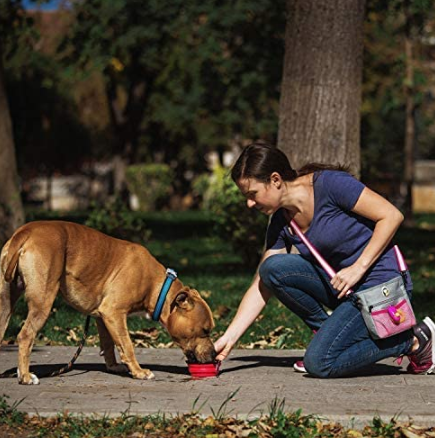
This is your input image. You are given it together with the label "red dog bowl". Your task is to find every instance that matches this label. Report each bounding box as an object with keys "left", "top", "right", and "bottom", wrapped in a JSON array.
[{"left": 187, "top": 361, "right": 221, "bottom": 378}]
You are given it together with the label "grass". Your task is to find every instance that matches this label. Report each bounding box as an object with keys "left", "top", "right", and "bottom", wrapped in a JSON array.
[
  {"left": 1, "top": 394, "right": 434, "bottom": 438},
  {"left": 4, "top": 211, "right": 435, "bottom": 351}
]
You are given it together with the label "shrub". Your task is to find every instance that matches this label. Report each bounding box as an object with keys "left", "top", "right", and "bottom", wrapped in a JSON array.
[
  {"left": 191, "top": 172, "right": 211, "bottom": 207},
  {"left": 85, "top": 198, "right": 151, "bottom": 242},
  {"left": 202, "top": 166, "right": 268, "bottom": 269},
  {"left": 125, "top": 163, "right": 174, "bottom": 211}
]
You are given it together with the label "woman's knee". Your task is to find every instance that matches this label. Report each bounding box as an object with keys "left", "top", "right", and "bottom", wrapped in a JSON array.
[
  {"left": 303, "top": 350, "right": 331, "bottom": 378},
  {"left": 259, "top": 254, "right": 304, "bottom": 289},
  {"left": 258, "top": 254, "right": 287, "bottom": 290}
]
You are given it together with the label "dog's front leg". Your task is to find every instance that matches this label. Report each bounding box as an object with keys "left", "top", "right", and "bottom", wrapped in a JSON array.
[
  {"left": 95, "top": 318, "right": 128, "bottom": 374},
  {"left": 100, "top": 313, "right": 154, "bottom": 380}
]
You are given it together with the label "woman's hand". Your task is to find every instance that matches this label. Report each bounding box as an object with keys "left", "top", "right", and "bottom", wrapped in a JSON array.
[
  {"left": 330, "top": 186, "right": 404, "bottom": 300},
  {"left": 214, "top": 333, "right": 237, "bottom": 361},
  {"left": 331, "top": 263, "right": 367, "bottom": 299}
]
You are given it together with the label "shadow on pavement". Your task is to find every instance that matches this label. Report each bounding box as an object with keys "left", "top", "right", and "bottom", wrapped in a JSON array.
[{"left": 227, "top": 355, "right": 402, "bottom": 377}]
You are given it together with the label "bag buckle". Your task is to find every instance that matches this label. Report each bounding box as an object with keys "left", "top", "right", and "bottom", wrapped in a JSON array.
[{"left": 382, "top": 287, "right": 390, "bottom": 297}]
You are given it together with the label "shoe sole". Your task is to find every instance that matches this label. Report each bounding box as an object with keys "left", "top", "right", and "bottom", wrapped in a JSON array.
[
  {"left": 423, "top": 317, "right": 435, "bottom": 374},
  {"left": 293, "top": 363, "right": 307, "bottom": 373}
]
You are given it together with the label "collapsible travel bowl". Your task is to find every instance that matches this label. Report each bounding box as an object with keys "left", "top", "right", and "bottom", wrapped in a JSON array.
[{"left": 187, "top": 361, "right": 221, "bottom": 378}]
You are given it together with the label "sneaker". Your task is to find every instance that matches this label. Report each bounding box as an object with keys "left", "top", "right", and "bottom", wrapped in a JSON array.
[
  {"left": 293, "top": 360, "right": 307, "bottom": 373},
  {"left": 293, "top": 330, "right": 317, "bottom": 373},
  {"left": 407, "top": 317, "right": 435, "bottom": 375}
]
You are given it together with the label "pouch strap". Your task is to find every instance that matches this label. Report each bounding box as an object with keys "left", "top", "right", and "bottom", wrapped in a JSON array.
[
  {"left": 290, "top": 220, "right": 408, "bottom": 295},
  {"left": 289, "top": 220, "right": 337, "bottom": 279},
  {"left": 393, "top": 245, "right": 408, "bottom": 273}
]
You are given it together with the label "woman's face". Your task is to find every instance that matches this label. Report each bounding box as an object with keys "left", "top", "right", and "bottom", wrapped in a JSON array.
[{"left": 236, "top": 176, "right": 281, "bottom": 215}]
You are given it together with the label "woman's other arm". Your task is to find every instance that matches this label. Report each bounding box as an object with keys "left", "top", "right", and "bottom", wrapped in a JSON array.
[{"left": 331, "top": 187, "right": 404, "bottom": 298}]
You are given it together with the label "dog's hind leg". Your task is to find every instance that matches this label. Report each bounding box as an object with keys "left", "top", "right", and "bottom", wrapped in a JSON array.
[
  {"left": 0, "top": 280, "right": 12, "bottom": 345},
  {"left": 0, "top": 277, "right": 23, "bottom": 346},
  {"left": 96, "top": 317, "right": 128, "bottom": 374},
  {"left": 16, "top": 281, "right": 59, "bottom": 385}
]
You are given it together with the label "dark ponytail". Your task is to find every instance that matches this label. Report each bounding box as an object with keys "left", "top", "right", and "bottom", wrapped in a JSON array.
[
  {"left": 297, "top": 163, "right": 351, "bottom": 177},
  {"left": 231, "top": 143, "right": 350, "bottom": 183}
]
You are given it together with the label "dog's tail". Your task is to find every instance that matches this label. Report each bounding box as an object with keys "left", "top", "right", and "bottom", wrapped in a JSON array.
[
  {"left": 1, "top": 228, "right": 30, "bottom": 283},
  {"left": 0, "top": 228, "right": 28, "bottom": 345}
]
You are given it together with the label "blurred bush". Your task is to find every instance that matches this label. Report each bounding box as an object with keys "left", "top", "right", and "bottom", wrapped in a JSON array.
[
  {"left": 125, "top": 164, "right": 174, "bottom": 211},
  {"left": 85, "top": 197, "right": 151, "bottom": 242},
  {"left": 196, "top": 166, "right": 268, "bottom": 269}
]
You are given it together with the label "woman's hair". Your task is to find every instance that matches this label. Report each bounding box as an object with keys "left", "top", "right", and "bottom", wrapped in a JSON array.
[{"left": 231, "top": 142, "right": 349, "bottom": 183}]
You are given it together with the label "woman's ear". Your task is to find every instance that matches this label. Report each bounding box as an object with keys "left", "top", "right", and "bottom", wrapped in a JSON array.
[{"left": 270, "top": 172, "right": 282, "bottom": 188}]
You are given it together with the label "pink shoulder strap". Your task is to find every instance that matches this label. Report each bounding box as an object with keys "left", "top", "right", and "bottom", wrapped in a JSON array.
[
  {"left": 393, "top": 245, "right": 408, "bottom": 272},
  {"left": 289, "top": 220, "right": 408, "bottom": 294},
  {"left": 289, "top": 220, "right": 336, "bottom": 279}
]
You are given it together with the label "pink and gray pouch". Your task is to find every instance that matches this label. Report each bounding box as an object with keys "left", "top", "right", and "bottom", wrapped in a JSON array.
[
  {"left": 355, "top": 274, "right": 416, "bottom": 339},
  {"left": 290, "top": 220, "right": 416, "bottom": 340}
]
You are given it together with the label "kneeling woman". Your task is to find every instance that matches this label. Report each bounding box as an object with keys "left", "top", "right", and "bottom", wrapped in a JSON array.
[{"left": 214, "top": 143, "right": 434, "bottom": 377}]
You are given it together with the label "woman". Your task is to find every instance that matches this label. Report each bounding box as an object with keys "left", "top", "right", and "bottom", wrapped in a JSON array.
[{"left": 214, "top": 143, "right": 434, "bottom": 377}]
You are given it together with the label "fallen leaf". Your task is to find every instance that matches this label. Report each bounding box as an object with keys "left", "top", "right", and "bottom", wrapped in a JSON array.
[
  {"left": 200, "top": 290, "right": 212, "bottom": 298},
  {"left": 401, "top": 428, "right": 422, "bottom": 438},
  {"left": 346, "top": 430, "right": 363, "bottom": 438},
  {"left": 213, "top": 305, "right": 231, "bottom": 320}
]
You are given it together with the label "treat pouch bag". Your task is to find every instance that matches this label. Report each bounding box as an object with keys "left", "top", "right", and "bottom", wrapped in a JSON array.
[{"left": 355, "top": 276, "right": 416, "bottom": 340}]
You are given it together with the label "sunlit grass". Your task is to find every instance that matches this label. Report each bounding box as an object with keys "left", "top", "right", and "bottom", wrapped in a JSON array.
[{"left": 1, "top": 394, "right": 433, "bottom": 438}]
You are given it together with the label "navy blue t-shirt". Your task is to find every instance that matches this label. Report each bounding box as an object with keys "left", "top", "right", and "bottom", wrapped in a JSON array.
[{"left": 265, "top": 170, "right": 412, "bottom": 290}]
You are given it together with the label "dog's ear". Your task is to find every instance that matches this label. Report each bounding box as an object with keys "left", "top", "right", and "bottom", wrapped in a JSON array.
[{"left": 174, "top": 291, "right": 194, "bottom": 311}]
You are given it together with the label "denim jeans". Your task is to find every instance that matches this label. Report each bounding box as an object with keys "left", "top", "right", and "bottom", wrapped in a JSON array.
[{"left": 259, "top": 254, "right": 414, "bottom": 378}]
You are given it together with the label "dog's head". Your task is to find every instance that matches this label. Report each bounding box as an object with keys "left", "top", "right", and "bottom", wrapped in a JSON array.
[{"left": 166, "top": 287, "right": 216, "bottom": 364}]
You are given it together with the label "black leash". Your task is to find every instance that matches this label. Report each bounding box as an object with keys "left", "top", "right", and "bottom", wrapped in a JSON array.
[{"left": 0, "top": 315, "right": 91, "bottom": 379}]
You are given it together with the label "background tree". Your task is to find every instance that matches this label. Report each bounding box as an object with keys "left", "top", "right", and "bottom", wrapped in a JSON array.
[
  {"left": 0, "top": 52, "right": 24, "bottom": 245},
  {"left": 362, "top": 0, "right": 435, "bottom": 215},
  {"left": 148, "top": 0, "right": 286, "bottom": 188},
  {"left": 0, "top": 1, "right": 28, "bottom": 245},
  {"left": 2, "top": 0, "right": 435, "bottom": 215},
  {"left": 59, "top": 0, "right": 286, "bottom": 195},
  {"left": 3, "top": 3, "right": 92, "bottom": 209},
  {"left": 278, "top": 0, "right": 366, "bottom": 175}
]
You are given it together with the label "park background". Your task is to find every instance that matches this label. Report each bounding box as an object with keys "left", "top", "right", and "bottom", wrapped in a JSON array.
[{"left": 0, "top": 0, "right": 435, "bottom": 352}]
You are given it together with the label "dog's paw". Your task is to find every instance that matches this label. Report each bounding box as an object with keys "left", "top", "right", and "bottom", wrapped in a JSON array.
[
  {"left": 107, "top": 363, "right": 129, "bottom": 374},
  {"left": 133, "top": 369, "right": 155, "bottom": 380},
  {"left": 17, "top": 368, "right": 40, "bottom": 385}
]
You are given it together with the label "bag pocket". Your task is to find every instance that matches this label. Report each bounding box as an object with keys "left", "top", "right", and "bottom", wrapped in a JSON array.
[{"left": 356, "top": 276, "right": 416, "bottom": 340}]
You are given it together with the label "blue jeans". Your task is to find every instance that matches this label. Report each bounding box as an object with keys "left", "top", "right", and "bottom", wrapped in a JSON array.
[{"left": 259, "top": 254, "right": 414, "bottom": 378}]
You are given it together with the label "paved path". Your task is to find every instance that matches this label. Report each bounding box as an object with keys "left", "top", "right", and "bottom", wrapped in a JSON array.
[{"left": 0, "top": 346, "right": 434, "bottom": 427}]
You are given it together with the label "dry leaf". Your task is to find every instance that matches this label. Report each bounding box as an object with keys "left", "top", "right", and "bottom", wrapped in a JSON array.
[
  {"left": 346, "top": 430, "right": 363, "bottom": 438},
  {"left": 67, "top": 329, "right": 80, "bottom": 343},
  {"left": 213, "top": 305, "right": 231, "bottom": 320},
  {"left": 200, "top": 290, "right": 212, "bottom": 298},
  {"left": 401, "top": 428, "right": 422, "bottom": 438}
]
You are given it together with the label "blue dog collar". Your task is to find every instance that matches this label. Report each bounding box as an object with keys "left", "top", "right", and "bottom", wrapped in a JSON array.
[{"left": 152, "top": 268, "right": 177, "bottom": 321}]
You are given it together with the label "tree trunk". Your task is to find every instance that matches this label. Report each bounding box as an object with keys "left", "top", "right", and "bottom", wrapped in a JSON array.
[
  {"left": 0, "top": 54, "right": 24, "bottom": 246},
  {"left": 403, "top": 0, "right": 415, "bottom": 226},
  {"left": 278, "top": 0, "right": 366, "bottom": 177}
]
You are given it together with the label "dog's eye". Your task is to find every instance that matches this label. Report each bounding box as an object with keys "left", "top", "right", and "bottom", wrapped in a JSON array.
[{"left": 202, "top": 329, "right": 211, "bottom": 336}]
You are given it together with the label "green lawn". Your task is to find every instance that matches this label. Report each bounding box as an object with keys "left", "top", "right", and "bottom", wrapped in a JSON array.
[{"left": 4, "top": 211, "right": 435, "bottom": 351}]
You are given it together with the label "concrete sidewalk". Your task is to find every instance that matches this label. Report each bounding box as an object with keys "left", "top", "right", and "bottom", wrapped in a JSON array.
[{"left": 0, "top": 346, "right": 434, "bottom": 427}]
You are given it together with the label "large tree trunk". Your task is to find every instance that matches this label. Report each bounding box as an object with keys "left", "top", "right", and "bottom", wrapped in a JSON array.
[
  {"left": 402, "top": 0, "right": 415, "bottom": 226},
  {"left": 278, "top": 0, "right": 366, "bottom": 176},
  {"left": 0, "top": 54, "right": 24, "bottom": 246}
]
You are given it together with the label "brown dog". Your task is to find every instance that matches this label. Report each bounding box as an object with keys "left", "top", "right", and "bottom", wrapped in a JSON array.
[{"left": 0, "top": 221, "right": 216, "bottom": 384}]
